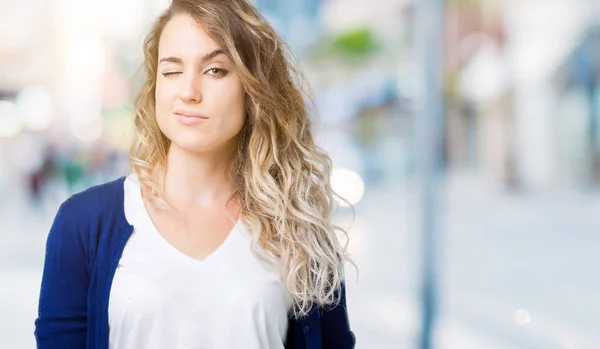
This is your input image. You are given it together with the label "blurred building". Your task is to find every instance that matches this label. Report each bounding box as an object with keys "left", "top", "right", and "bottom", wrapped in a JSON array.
[
  {"left": 444, "top": 0, "right": 600, "bottom": 191},
  {"left": 554, "top": 25, "right": 600, "bottom": 188}
]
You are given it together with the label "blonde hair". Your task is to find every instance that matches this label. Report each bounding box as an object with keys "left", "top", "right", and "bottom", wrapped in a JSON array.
[{"left": 130, "top": 0, "right": 353, "bottom": 318}]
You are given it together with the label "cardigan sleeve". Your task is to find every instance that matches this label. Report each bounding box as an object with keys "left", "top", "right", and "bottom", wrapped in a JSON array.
[
  {"left": 34, "top": 200, "right": 89, "bottom": 348},
  {"left": 321, "top": 280, "right": 356, "bottom": 349}
]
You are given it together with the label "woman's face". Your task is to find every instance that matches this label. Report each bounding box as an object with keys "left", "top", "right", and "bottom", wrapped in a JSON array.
[{"left": 155, "top": 13, "right": 246, "bottom": 155}]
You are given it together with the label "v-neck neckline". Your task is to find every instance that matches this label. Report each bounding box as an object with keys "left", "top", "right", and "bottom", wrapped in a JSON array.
[{"left": 128, "top": 173, "right": 240, "bottom": 267}]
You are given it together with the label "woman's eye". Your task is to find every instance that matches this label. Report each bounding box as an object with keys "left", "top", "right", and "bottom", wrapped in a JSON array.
[
  {"left": 162, "top": 72, "right": 181, "bottom": 77},
  {"left": 206, "top": 68, "right": 228, "bottom": 77}
]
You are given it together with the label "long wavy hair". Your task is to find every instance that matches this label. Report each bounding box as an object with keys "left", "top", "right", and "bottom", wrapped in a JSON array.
[{"left": 130, "top": 0, "right": 353, "bottom": 318}]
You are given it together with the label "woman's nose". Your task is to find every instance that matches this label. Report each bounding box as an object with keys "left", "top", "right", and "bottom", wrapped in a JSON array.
[{"left": 178, "top": 74, "right": 202, "bottom": 103}]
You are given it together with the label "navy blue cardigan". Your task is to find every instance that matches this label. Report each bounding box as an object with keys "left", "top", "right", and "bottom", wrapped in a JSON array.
[{"left": 34, "top": 176, "right": 355, "bottom": 349}]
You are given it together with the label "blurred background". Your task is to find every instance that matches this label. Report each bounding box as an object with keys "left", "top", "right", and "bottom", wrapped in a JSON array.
[{"left": 1, "top": 0, "right": 600, "bottom": 348}]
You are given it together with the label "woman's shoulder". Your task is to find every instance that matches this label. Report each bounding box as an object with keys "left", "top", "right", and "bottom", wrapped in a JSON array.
[
  {"left": 44, "top": 176, "right": 131, "bottom": 267},
  {"left": 58, "top": 176, "right": 128, "bottom": 223}
]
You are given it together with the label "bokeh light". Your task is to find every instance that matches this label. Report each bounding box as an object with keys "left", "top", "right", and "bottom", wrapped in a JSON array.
[
  {"left": 331, "top": 168, "right": 365, "bottom": 206},
  {"left": 16, "top": 86, "right": 54, "bottom": 132},
  {"left": 0, "top": 100, "right": 22, "bottom": 138}
]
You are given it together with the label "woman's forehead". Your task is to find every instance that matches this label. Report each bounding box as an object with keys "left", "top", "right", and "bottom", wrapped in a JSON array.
[{"left": 158, "top": 13, "right": 223, "bottom": 59}]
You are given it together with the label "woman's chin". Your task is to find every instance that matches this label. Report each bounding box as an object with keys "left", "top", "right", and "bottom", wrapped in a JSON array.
[{"left": 169, "top": 140, "right": 215, "bottom": 155}]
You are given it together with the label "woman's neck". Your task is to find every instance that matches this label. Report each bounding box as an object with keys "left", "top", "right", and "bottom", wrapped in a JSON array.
[{"left": 161, "top": 143, "right": 237, "bottom": 208}]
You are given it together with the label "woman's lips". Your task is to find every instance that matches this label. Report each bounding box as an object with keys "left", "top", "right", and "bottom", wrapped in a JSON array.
[{"left": 173, "top": 111, "right": 208, "bottom": 125}]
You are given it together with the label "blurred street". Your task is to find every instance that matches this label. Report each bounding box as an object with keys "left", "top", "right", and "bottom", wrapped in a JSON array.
[
  {"left": 2, "top": 0, "right": 600, "bottom": 348},
  {"left": 2, "top": 171, "right": 599, "bottom": 349}
]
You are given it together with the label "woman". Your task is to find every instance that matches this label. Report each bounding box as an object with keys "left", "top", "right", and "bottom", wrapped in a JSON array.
[{"left": 34, "top": 0, "right": 355, "bottom": 348}]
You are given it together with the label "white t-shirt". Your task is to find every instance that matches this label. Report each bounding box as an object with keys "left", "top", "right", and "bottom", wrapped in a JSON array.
[{"left": 108, "top": 174, "right": 292, "bottom": 349}]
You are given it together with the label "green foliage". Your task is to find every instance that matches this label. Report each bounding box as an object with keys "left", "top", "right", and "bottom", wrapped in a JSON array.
[{"left": 331, "top": 27, "right": 379, "bottom": 56}]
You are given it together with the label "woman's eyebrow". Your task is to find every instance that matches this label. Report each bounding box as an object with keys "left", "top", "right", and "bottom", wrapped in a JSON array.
[{"left": 158, "top": 49, "right": 227, "bottom": 65}]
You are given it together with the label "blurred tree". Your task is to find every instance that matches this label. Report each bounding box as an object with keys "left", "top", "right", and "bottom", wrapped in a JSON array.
[
  {"left": 308, "top": 27, "right": 381, "bottom": 63},
  {"left": 331, "top": 28, "right": 379, "bottom": 56}
]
